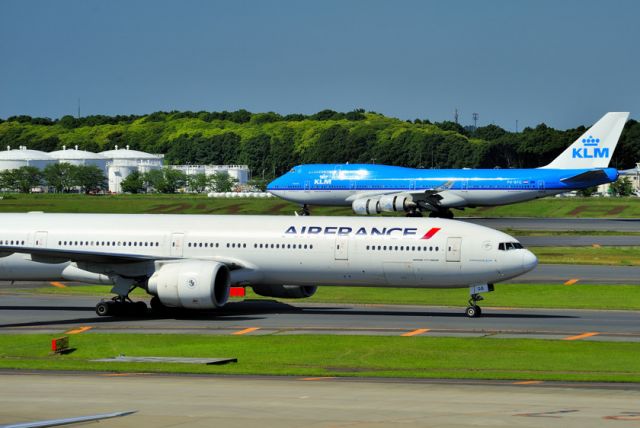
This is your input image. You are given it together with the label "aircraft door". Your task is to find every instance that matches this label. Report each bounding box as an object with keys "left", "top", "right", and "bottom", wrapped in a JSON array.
[
  {"left": 446, "top": 237, "right": 462, "bottom": 262},
  {"left": 304, "top": 180, "right": 310, "bottom": 192},
  {"left": 334, "top": 236, "right": 349, "bottom": 260},
  {"left": 34, "top": 231, "right": 48, "bottom": 247},
  {"left": 537, "top": 180, "right": 545, "bottom": 192},
  {"left": 170, "top": 233, "right": 185, "bottom": 257}
]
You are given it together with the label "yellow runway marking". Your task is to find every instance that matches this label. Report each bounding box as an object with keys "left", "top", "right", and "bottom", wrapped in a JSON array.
[
  {"left": 232, "top": 327, "right": 260, "bottom": 335},
  {"left": 100, "top": 373, "right": 151, "bottom": 377},
  {"left": 401, "top": 328, "right": 430, "bottom": 337},
  {"left": 65, "top": 326, "right": 92, "bottom": 335},
  {"left": 513, "top": 380, "right": 543, "bottom": 385},
  {"left": 564, "top": 278, "right": 579, "bottom": 286},
  {"left": 300, "top": 377, "right": 336, "bottom": 381},
  {"left": 49, "top": 281, "right": 67, "bottom": 288},
  {"left": 563, "top": 332, "right": 599, "bottom": 341}
]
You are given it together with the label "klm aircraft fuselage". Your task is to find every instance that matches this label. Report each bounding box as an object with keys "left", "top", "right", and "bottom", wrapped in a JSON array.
[{"left": 269, "top": 164, "right": 618, "bottom": 207}]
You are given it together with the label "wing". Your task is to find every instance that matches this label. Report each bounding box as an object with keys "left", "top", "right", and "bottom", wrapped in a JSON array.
[{"left": 0, "top": 246, "right": 172, "bottom": 264}]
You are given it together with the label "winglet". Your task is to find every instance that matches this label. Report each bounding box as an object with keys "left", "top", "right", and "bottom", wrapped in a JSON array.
[{"left": 541, "top": 112, "right": 629, "bottom": 169}]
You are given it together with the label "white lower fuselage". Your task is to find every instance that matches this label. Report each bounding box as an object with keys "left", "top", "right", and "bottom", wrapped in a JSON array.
[{"left": 0, "top": 214, "right": 536, "bottom": 289}]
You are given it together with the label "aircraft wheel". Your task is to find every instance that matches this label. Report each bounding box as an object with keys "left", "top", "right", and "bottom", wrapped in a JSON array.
[
  {"left": 96, "top": 301, "right": 111, "bottom": 317},
  {"left": 465, "top": 305, "right": 481, "bottom": 318}
]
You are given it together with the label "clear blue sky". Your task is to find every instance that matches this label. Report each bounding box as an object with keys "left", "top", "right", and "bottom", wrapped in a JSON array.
[{"left": 1, "top": 0, "right": 638, "bottom": 129}]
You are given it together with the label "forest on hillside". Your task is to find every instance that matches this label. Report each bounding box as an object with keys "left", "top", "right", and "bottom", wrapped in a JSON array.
[{"left": 1, "top": 109, "right": 639, "bottom": 179}]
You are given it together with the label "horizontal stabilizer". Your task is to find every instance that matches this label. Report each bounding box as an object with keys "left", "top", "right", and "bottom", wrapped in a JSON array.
[{"left": 560, "top": 169, "right": 609, "bottom": 184}]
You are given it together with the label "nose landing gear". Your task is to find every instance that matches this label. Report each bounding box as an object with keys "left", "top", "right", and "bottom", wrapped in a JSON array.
[{"left": 465, "top": 284, "right": 494, "bottom": 318}]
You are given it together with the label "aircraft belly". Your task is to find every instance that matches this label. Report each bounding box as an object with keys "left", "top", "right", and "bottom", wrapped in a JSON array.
[{"left": 464, "top": 190, "right": 537, "bottom": 206}]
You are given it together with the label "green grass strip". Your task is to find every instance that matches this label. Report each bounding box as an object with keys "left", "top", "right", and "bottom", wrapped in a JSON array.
[
  {"left": 2, "top": 194, "right": 640, "bottom": 218},
  {"left": 534, "top": 246, "right": 640, "bottom": 266},
  {"left": 1, "top": 334, "right": 639, "bottom": 382}
]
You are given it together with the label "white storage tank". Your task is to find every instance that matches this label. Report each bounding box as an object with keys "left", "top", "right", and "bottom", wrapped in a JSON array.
[
  {"left": 99, "top": 145, "right": 164, "bottom": 193},
  {"left": 0, "top": 146, "right": 55, "bottom": 171},
  {"left": 48, "top": 146, "right": 107, "bottom": 172}
]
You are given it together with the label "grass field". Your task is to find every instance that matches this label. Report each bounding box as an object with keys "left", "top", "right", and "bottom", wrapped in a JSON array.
[
  {"left": 14, "top": 283, "right": 640, "bottom": 310},
  {"left": 1, "top": 334, "right": 639, "bottom": 382},
  {"left": 1, "top": 193, "right": 640, "bottom": 218},
  {"left": 534, "top": 246, "right": 640, "bottom": 266}
]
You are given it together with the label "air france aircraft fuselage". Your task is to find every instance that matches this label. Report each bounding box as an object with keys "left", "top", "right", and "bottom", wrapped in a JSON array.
[
  {"left": 0, "top": 213, "right": 536, "bottom": 317},
  {"left": 268, "top": 112, "right": 629, "bottom": 217}
]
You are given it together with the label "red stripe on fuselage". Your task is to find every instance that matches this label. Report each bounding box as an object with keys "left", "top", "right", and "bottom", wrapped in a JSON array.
[{"left": 421, "top": 227, "right": 441, "bottom": 240}]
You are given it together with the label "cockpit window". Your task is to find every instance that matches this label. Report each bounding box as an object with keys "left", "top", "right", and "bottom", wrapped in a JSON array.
[
  {"left": 498, "top": 242, "right": 523, "bottom": 251},
  {"left": 289, "top": 168, "right": 296, "bottom": 173}
]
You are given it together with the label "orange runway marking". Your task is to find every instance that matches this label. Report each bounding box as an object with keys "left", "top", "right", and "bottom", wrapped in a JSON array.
[
  {"left": 563, "top": 332, "right": 599, "bottom": 341},
  {"left": 401, "top": 328, "right": 430, "bottom": 337},
  {"left": 64, "top": 326, "right": 92, "bottom": 335},
  {"left": 300, "top": 377, "right": 336, "bottom": 381},
  {"left": 513, "top": 380, "right": 543, "bottom": 385},
  {"left": 232, "top": 327, "right": 260, "bottom": 335},
  {"left": 49, "top": 282, "right": 67, "bottom": 288},
  {"left": 564, "top": 279, "right": 579, "bottom": 286}
]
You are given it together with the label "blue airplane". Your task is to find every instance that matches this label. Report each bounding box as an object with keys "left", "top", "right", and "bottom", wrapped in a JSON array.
[{"left": 268, "top": 112, "right": 629, "bottom": 218}]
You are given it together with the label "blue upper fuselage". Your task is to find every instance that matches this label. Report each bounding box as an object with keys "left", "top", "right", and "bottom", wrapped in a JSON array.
[{"left": 268, "top": 164, "right": 618, "bottom": 193}]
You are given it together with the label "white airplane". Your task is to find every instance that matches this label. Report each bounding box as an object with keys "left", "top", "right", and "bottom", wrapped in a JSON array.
[{"left": 0, "top": 213, "right": 537, "bottom": 318}]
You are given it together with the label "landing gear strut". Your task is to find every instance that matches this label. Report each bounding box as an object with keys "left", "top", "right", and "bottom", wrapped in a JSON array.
[
  {"left": 95, "top": 276, "right": 148, "bottom": 317},
  {"left": 297, "top": 204, "right": 311, "bottom": 216},
  {"left": 429, "top": 210, "right": 454, "bottom": 219},
  {"left": 465, "top": 284, "right": 494, "bottom": 318}
]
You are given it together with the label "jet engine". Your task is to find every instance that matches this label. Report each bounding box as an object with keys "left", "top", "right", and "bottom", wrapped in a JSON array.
[
  {"left": 378, "top": 195, "right": 416, "bottom": 213},
  {"left": 251, "top": 285, "right": 318, "bottom": 299},
  {"left": 147, "top": 261, "right": 231, "bottom": 309},
  {"left": 352, "top": 198, "right": 381, "bottom": 215}
]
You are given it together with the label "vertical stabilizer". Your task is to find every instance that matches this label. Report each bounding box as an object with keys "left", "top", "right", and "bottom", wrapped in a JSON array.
[{"left": 541, "top": 112, "right": 629, "bottom": 169}]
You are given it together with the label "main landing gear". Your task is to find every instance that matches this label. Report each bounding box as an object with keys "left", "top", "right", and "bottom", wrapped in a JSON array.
[
  {"left": 95, "top": 276, "right": 148, "bottom": 317},
  {"left": 465, "top": 284, "right": 494, "bottom": 318},
  {"left": 296, "top": 204, "right": 311, "bottom": 216},
  {"left": 95, "top": 297, "right": 147, "bottom": 317},
  {"left": 429, "top": 210, "right": 454, "bottom": 219}
]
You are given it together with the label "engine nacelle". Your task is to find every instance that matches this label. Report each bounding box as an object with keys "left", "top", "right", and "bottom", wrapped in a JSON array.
[
  {"left": 251, "top": 285, "right": 318, "bottom": 299},
  {"left": 352, "top": 198, "right": 381, "bottom": 215},
  {"left": 379, "top": 195, "right": 415, "bottom": 212},
  {"left": 147, "top": 261, "right": 230, "bottom": 309}
]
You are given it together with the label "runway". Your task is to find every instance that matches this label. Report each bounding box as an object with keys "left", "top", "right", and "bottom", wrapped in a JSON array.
[
  {"left": 1, "top": 293, "right": 639, "bottom": 342},
  {"left": 518, "top": 264, "right": 640, "bottom": 284},
  {"left": 518, "top": 236, "right": 640, "bottom": 247},
  {"left": 1, "top": 372, "right": 639, "bottom": 428},
  {"left": 466, "top": 217, "right": 640, "bottom": 232}
]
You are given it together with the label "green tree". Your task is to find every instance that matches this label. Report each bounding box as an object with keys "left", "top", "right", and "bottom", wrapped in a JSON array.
[
  {"left": 72, "top": 165, "right": 107, "bottom": 193},
  {"left": 143, "top": 169, "right": 187, "bottom": 193},
  {"left": 210, "top": 171, "right": 236, "bottom": 192},
  {"left": 247, "top": 177, "right": 268, "bottom": 191},
  {"left": 120, "top": 170, "right": 145, "bottom": 194},
  {"left": 43, "top": 163, "right": 75, "bottom": 193},
  {"left": 187, "top": 172, "right": 210, "bottom": 193},
  {"left": 1, "top": 167, "right": 43, "bottom": 193},
  {"left": 609, "top": 176, "right": 634, "bottom": 196},
  {"left": 576, "top": 186, "right": 597, "bottom": 197}
]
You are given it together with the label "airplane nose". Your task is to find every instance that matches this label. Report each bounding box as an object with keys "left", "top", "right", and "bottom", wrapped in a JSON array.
[{"left": 522, "top": 250, "right": 538, "bottom": 272}]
